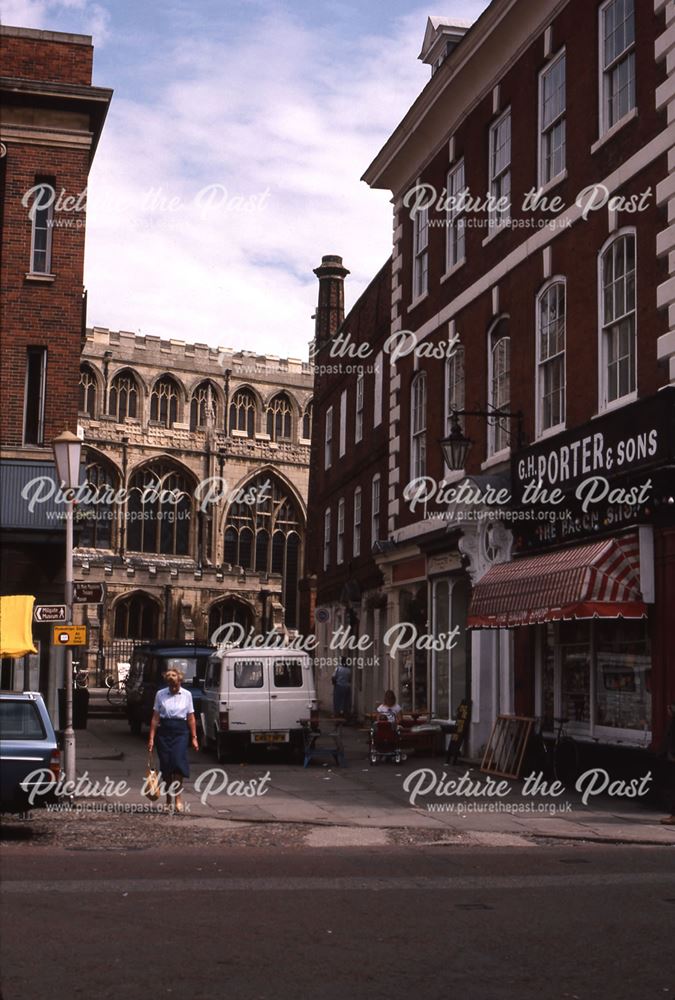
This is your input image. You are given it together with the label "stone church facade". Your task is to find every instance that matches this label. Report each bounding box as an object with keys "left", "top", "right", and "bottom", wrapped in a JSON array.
[{"left": 74, "top": 326, "right": 312, "bottom": 678}]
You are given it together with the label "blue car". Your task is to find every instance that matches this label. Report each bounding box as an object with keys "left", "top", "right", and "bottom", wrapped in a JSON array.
[{"left": 0, "top": 691, "right": 61, "bottom": 813}]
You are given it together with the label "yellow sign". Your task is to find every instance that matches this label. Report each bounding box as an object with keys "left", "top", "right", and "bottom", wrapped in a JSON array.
[{"left": 52, "top": 625, "right": 87, "bottom": 646}]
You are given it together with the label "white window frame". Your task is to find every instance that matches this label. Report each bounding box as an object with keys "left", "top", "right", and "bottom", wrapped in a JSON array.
[
  {"left": 373, "top": 351, "right": 383, "bottom": 428},
  {"left": 22, "top": 346, "right": 47, "bottom": 446},
  {"left": 445, "top": 158, "right": 466, "bottom": 271},
  {"left": 323, "top": 508, "right": 331, "bottom": 570},
  {"left": 410, "top": 371, "right": 427, "bottom": 480},
  {"left": 355, "top": 374, "right": 364, "bottom": 443},
  {"left": 598, "top": 228, "right": 637, "bottom": 411},
  {"left": 599, "top": 0, "right": 636, "bottom": 136},
  {"left": 371, "top": 474, "right": 381, "bottom": 547},
  {"left": 324, "top": 406, "right": 333, "bottom": 469},
  {"left": 29, "top": 181, "right": 54, "bottom": 275},
  {"left": 536, "top": 278, "right": 566, "bottom": 437},
  {"left": 488, "top": 108, "right": 511, "bottom": 226},
  {"left": 444, "top": 346, "right": 465, "bottom": 435},
  {"left": 487, "top": 318, "right": 510, "bottom": 457},
  {"left": 538, "top": 50, "right": 566, "bottom": 187},
  {"left": 412, "top": 204, "right": 429, "bottom": 301},
  {"left": 337, "top": 498, "right": 345, "bottom": 564},
  {"left": 353, "top": 487, "right": 362, "bottom": 558},
  {"left": 339, "top": 389, "right": 347, "bottom": 457}
]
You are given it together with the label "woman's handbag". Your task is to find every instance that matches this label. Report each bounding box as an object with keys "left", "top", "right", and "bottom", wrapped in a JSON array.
[{"left": 143, "top": 752, "right": 161, "bottom": 801}]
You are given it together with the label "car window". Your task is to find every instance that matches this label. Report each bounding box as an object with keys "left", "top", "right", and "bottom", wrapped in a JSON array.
[
  {"left": 206, "top": 660, "right": 221, "bottom": 689},
  {"left": 273, "top": 660, "right": 304, "bottom": 688},
  {"left": 0, "top": 701, "right": 46, "bottom": 740},
  {"left": 234, "top": 661, "right": 264, "bottom": 688}
]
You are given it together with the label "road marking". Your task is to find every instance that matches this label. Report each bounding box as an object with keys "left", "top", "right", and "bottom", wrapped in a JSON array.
[{"left": 3, "top": 872, "right": 675, "bottom": 895}]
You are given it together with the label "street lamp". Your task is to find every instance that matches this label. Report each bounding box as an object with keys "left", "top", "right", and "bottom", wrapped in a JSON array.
[
  {"left": 52, "top": 430, "right": 82, "bottom": 784},
  {"left": 440, "top": 408, "right": 524, "bottom": 472}
]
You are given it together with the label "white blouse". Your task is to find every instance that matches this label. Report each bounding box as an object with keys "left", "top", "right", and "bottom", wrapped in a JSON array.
[{"left": 153, "top": 687, "right": 194, "bottom": 719}]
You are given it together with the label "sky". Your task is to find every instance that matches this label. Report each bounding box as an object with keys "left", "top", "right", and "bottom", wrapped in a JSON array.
[{"left": 1, "top": 0, "right": 490, "bottom": 359}]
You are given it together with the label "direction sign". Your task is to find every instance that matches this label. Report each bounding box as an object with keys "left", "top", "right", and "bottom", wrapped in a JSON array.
[
  {"left": 72, "top": 582, "right": 106, "bottom": 604},
  {"left": 34, "top": 604, "right": 67, "bottom": 623},
  {"left": 52, "top": 625, "right": 87, "bottom": 646}
]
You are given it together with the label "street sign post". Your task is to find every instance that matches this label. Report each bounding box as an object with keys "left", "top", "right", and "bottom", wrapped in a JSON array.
[
  {"left": 34, "top": 604, "right": 67, "bottom": 623},
  {"left": 72, "top": 582, "right": 106, "bottom": 604},
  {"left": 53, "top": 625, "right": 87, "bottom": 646}
]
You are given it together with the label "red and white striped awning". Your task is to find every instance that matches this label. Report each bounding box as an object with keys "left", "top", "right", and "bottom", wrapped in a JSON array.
[{"left": 467, "top": 532, "right": 647, "bottom": 628}]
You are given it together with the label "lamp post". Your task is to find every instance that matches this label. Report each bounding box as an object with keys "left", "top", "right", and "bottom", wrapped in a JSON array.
[
  {"left": 440, "top": 408, "right": 524, "bottom": 472},
  {"left": 52, "top": 430, "right": 82, "bottom": 784}
]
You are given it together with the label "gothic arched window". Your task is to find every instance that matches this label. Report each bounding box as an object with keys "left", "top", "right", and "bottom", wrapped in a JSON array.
[
  {"left": 208, "top": 599, "right": 253, "bottom": 642},
  {"left": 223, "top": 474, "right": 304, "bottom": 629},
  {"left": 150, "top": 375, "right": 180, "bottom": 428},
  {"left": 266, "top": 393, "right": 292, "bottom": 441},
  {"left": 108, "top": 369, "right": 139, "bottom": 422},
  {"left": 126, "top": 460, "right": 193, "bottom": 555},
  {"left": 302, "top": 401, "right": 313, "bottom": 440},
  {"left": 76, "top": 450, "right": 119, "bottom": 550},
  {"left": 79, "top": 366, "right": 97, "bottom": 417},
  {"left": 229, "top": 388, "right": 256, "bottom": 437},
  {"left": 114, "top": 592, "right": 159, "bottom": 639},
  {"left": 190, "top": 381, "right": 218, "bottom": 430}
]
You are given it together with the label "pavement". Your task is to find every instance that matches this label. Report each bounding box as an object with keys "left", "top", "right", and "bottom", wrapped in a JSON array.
[{"left": 57, "top": 704, "right": 675, "bottom": 847}]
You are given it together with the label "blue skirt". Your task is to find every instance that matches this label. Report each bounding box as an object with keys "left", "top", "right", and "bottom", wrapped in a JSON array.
[{"left": 156, "top": 718, "right": 190, "bottom": 779}]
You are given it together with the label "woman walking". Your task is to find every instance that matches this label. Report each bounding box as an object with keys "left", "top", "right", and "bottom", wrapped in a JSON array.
[{"left": 147, "top": 668, "right": 198, "bottom": 813}]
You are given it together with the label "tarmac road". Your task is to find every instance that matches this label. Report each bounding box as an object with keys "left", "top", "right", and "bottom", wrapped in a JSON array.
[{"left": 2, "top": 842, "right": 674, "bottom": 1000}]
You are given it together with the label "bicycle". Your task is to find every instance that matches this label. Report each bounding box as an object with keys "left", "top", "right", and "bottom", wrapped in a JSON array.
[
  {"left": 72, "top": 662, "right": 89, "bottom": 689},
  {"left": 106, "top": 679, "right": 128, "bottom": 708},
  {"left": 527, "top": 717, "right": 580, "bottom": 788}
]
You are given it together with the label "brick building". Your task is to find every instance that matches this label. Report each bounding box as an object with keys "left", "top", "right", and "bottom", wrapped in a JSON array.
[
  {"left": 302, "top": 256, "right": 391, "bottom": 712},
  {"left": 0, "top": 26, "right": 111, "bottom": 691},
  {"left": 308, "top": 0, "right": 674, "bottom": 758},
  {"left": 74, "top": 328, "right": 313, "bottom": 678}
]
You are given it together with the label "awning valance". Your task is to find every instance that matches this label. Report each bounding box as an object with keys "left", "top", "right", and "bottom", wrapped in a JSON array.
[
  {"left": 467, "top": 533, "right": 647, "bottom": 628},
  {"left": 0, "top": 595, "right": 38, "bottom": 657}
]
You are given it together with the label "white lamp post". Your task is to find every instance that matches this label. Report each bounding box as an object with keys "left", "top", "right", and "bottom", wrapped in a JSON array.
[{"left": 52, "top": 430, "right": 82, "bottom": 784}]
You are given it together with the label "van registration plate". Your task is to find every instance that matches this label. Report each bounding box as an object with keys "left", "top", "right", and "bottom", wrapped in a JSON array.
[{"left": 252, "top": 731, "right": 289, "bottom": 743}]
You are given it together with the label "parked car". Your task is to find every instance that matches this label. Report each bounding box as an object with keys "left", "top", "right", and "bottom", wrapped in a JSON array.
[
  {"left": 125, "top": 641, "right": 214, "bottom": 736},
  {"left": 0, "top": 691, "right": 60, "bottom": 813},
  {"left": 201, "top": 649, "right": 318, "bottom": 761}
]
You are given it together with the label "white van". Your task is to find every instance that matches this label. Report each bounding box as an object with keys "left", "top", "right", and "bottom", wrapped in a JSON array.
[{"left": 201, "top": 650, "right": 318, "bottom": 761}]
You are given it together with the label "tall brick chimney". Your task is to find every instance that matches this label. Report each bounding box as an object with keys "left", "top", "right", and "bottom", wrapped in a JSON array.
[{"left": 313, "top": 254, "right": 349, "bottom": 347}]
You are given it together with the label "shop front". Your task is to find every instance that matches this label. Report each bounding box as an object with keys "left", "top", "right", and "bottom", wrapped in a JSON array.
[{"left": 467, "top": 388, "right": 675, "bottom": 755}]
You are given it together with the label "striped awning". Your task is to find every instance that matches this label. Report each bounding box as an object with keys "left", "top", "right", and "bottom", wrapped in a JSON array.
[{"left": 467, "top": 533, "right": 647, "bottom": 628}]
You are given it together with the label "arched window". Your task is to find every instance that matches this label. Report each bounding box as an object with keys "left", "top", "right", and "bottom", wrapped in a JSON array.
[
  {"left": 266, "top": 393, "right": 292, "bottom": 441},
  {"left": 229, "top": 388, "right": 256, "bottom": 437},
  {"left": 76, "top": 450, "right": 119, "bottom": 550},
  {"left": 223, "top": 474, "right": 304, "bottom": 629},
  {"left": 190, "top": 381, "right": 218, "bottom": 430},
  {"left": 108, "top": 369, "right": 139, "bottom": 422},
  {"left": 302, "top": 401, "right": 313, "bottom": 440},
  {"left": 208, "top": 599, "right": 254, "bottom": 642},
  {"left": 410, "top": 372, "right": 427, "bottom": 479},
  {"left": 488, "top": 319, "right": 510, "bottom": 455},
  {"left": 600, "top": 232, "right": 636, "bottom": 407},
  {"left": 150, "top": 375, "right": 180, "bottom": 428},
  {"left": 537, "top": 281, "right": 566, "bottom": 432},
  {"left": 126, "top": 460, "right": 193, "bottom": 555},
  {"left": 445, "top": 346, "right": 465, "bottom": 434},
  {"left": 79, "top": 366, "right": 97, "bottom": 417},
  {"left": 114, "top": 592, "right": 159, "bottom": 639}
]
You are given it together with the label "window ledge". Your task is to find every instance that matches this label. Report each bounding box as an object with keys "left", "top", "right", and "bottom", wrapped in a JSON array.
[
  {"left": 25, "top": 272, "right": 55, "bottom": 283},
  {"left": 440, "top": 259, "right": 465, "bottom": 285},
  {"left": 407, "top": 290, "right": 429, "bottom": 312},
  {"left": 594, "top": 390, "right": 638, "bottom": 417},
  {"left": 481, "top": 448, "right": 511, "bottom": 471},
  {"left": 535, "top": 169, "right": 568, "bottom": 196},
  {"left": 481, "top": 221, "right": 510, "bottom": 247},
  {"left": 591, "top": 107, "right": 638, "bottom": 154},
  {"left": 232, "top": 429, "right": 251, "bottom": 438},
  {"left": 535, "top": 422, "right": 566, "bottom": 442}
]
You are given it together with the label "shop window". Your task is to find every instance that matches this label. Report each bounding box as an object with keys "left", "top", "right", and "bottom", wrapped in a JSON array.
[{"left": 595, "top": 620, "right": 651, "bottom": 732}]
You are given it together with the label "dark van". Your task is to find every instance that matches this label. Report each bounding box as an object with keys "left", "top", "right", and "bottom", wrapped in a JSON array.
[{"left": 125, "top": 641, "right": 214, "bottom": 736}]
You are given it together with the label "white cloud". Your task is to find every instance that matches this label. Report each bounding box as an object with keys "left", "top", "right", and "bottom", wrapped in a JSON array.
[{"left": 0, "top": 0, "right": 110, "bottom": 41}]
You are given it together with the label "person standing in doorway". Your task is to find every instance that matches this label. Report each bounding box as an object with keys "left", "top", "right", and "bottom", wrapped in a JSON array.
[{"left": 332, "top": 658, "right": 352, "bottom": 719}]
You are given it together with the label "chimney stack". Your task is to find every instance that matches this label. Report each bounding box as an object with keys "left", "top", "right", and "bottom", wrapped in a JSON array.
[{"left": 313, "top": 255, "right": 349, "bottom": 347}]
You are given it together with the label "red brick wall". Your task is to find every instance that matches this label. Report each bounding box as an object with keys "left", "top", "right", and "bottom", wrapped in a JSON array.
[{"left": 0, "top": 31, "right": 93, "bottom": 85}]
